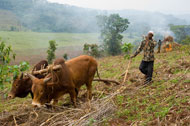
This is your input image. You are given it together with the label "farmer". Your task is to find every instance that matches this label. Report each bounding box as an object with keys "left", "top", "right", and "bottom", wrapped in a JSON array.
[
  {"left": 130, "top": 31, "right": 157, "bottom": 84},
  {"left": 157, "top": 39, "right": 162, "bottom": 53}
]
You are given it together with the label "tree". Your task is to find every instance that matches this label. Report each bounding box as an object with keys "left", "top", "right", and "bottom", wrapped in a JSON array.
[
  {"left": 181, "top": 36, "right": 190, "bottom": 45},
  {"left": 0, "top": 38, "right": 29, "bottom": 88},
  {"left": 97, "top": 14, "right": 130, "bottom": 56},
  {"left": 47, "top": 40, "right": 57, "bottom": 64},
  {"left": 169, "top": 24, "right": 190, "bottom": 43}
]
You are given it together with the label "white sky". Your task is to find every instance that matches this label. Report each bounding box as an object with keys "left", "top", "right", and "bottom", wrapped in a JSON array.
[{"left": 47, "top": 0, "right": 190, "bottom": 14}]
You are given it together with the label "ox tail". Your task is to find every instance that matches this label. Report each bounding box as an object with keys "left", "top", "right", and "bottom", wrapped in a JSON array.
[
  {"left": 93, "top": 68, "right": 120, "bottom": 85},
  {"left": 96, "top": 68, "right": 101, "bottom": 80}
]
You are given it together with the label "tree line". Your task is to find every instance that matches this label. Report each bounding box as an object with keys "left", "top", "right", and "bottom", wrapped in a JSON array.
[{"left": 169, "top": 24, "right": 190, "bottom": 45}]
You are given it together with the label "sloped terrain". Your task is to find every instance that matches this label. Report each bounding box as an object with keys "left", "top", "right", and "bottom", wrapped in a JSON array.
[
  {"left": 0, "top": 46, "right": 190, "bottom": 126},
  {"left": 0, "top": 9, "right": 21, "bottom": 31}
]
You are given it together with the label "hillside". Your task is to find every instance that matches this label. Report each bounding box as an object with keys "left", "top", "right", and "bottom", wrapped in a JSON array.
[
  {"left": 0, "top": 0, "right": 100, "bottom": 32},
  {"left": 0, "top": 0, "right": 188, "bottom": 33},
  {"left": 0, "top": 10, "right": 21, "bottom": 31},
  {"left": 0, "top": 46, "right": 189, "bottom": 125},
  {"left": 0, "top": 31, "right": 138, "bottom": 65}
]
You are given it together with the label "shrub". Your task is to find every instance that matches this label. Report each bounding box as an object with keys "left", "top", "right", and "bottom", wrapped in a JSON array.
[
  {"left": 83, "top": 44, "right": 101, "bottom": 57},
  {"left": 63, "top": 53, "right": 68, "bottom": 60},
  {"left": 121, "top": 43, "right": 134, "bottom": 59},
  {"left": 181, "top": 36, "right": 190, "bottom": 45},
  {"left": 0, "top": 38, "right": 29, "bottom": 88},
  {"left": 47, "top": 40, "right": 57, "bottom": 64}
]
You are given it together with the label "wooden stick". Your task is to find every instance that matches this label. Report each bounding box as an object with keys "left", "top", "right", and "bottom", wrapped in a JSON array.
[
  {"left": 123, "top": 59, "right": 132, "bottom": 84},
  {"left": 32, "top": 65, "right": 62, "bottom": 75},
  {"left": 13, "top": 116, "right": 18, "bottom": 126}
]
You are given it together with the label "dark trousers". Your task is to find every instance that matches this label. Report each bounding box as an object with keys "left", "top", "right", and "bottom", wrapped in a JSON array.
[
  {"left": 139, "top": 61, "right": 154, "bottom": 81},
  {"left": 157, "top": 45, "right": 161, "bottom": 53}
]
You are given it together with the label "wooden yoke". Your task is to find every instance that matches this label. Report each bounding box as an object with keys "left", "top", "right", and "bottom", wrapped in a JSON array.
[{"left": 32, "top": 65, "right": 62, "bottom": 75}]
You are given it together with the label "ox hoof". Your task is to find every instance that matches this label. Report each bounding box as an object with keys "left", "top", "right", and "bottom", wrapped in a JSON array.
[
  {"left": 62, "top": 103, "right": 71, "bottom": 107},
  {"left": 45, "top": 103, "right": 53, "bottom": 109}
]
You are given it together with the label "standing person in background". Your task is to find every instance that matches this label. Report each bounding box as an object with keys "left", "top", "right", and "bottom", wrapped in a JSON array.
[
  {"left": 157, "top": 39, "right": 162, "bottom": 53},
  {"left": 130, "top": 31, "right": 157, "bottom": 84}
]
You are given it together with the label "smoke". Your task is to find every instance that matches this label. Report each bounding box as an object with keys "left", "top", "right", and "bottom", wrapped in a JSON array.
[{"left": 108, "top": 10, "right": 186, "bottom": 40}]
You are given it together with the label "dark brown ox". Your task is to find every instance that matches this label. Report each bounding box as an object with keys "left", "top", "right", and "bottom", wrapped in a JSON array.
[
  {"left": 8, "top": 60, "right": 48, "bottom": 99},
  {"left": 28, "top": 55, "right": 98, "bottom": 107},
  {"left": 32, "top": 60, "right": 48, "bottom": 79}
]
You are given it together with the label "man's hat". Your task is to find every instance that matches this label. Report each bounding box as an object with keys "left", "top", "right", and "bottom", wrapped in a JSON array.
[{"left": 148, "top": 31, "right": 154, "bottom": 35}]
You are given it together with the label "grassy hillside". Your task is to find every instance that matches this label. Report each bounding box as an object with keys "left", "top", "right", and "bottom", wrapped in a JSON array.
[
  {"left": 1, "top": 32, "right": 137, "bottom": 51},
  {"left": 0, "top": 10, "right": 21, "bottom": 31},
  {"left": 0, "top": 31, "right": 139, "bottom": 64},
  {"left": 0, "top": 46, "right": 189, "bottom": 125},
  {"left": 1, "top": 32, "right": 100, "bottom": 51}
]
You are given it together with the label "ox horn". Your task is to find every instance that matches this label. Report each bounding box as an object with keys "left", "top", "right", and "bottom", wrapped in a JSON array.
[
  {"left": 43, "top": 77, "right": 52, "bottom": 84},
  {"left": 20, "top": 72, "right": 23, "bottom": 79},
  {"left": 27, "top": 73, "right": 37, "bottom": 81}
]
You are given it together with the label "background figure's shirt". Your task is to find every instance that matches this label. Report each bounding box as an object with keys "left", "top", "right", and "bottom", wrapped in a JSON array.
[
  {"left": 133, "top": 39, "right": 157, "bottom": 61},
  {"left": 158, "top": 41, "right": 162, "bottom": 46}
]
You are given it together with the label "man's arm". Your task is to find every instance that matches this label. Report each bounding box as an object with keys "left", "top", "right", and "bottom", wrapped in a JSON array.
[{"left": 131, "top": 41, "right": 145, "bottom": 58}]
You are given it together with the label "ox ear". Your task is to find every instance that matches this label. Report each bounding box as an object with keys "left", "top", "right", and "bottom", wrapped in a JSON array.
[
  {"left": 20, "top": 73, "right": 23, "bottom": 80},
  {"left": 27, "top": 73, "right": 37, "bottom": 81},
  {"left": 43, "top": 77, "right": 52, "bottom": 84}
]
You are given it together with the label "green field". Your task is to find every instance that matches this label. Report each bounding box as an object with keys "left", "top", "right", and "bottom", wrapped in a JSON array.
[
  {"left": 1, "top": 31, "right": 139, "bottom": 51},
  {"left": 0, "top": 31, "right": 140, "bottom": 64},
  {"left": 1, "top": 32, "right": 100, "bottom": 51}
]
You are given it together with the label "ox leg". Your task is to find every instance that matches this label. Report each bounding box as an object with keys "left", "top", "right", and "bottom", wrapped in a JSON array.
[
  {"left": 75, "top": 88, "right": 79, "bottom": 98},
  {"left": 30, "top": 91, "right": 34, "bottom": 99},
  {"left": 86, "top": 78, "right": 93, "bottom": 101},
  {"left": 69, "top": 89, "right": 77, "bottom": 107}
]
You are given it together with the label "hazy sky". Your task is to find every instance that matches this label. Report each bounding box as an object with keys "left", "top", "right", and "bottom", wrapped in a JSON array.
[{"left": 47, "top": 0, "right": 190, "bottom": 14}]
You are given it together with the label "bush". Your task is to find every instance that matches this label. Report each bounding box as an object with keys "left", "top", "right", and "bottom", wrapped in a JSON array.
[
  {"left": 90, "top": 44, "right": 100, "bottom": 57},
  {"left": 47, "top": 40, "right": 57, "bottom": 64},
  {"left": 121, "top": 43, "right": 134, "bottom": 59},
  {"left": 181, "top": 36, "right": 190, "bottom": 45},
  {"left": 0, "top": 38, "right": 29, "bottom": 88},
  {"left": 83, "top": 43, "right": 90, "bottom": 55},
  {"left": 169, "top": 24, "right": 190, "bottom": 43},
  {"left": 63, "top": 53, "right": 68, "bottom": 60},
  {"left": 83, "top": 44, "right": 101, "bottom": 57}
]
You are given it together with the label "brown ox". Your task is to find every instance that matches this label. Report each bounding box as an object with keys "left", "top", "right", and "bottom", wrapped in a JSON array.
[
  {"left": 28, "top": 55, "right": 98, "bottom": 107},
  {"left": 8, "top": 60, "right": 48, "bottom": 99}
]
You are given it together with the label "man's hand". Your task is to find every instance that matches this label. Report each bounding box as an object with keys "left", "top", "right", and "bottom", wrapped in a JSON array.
[{"left": 130, "top": 55, "right": 135, "bottom": 59}]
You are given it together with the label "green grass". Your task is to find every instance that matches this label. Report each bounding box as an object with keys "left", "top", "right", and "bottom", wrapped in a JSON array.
[
  {"left": 0, "top": 31, "right": 139, "bottom": 51},
  {"left": 1, "top": 32, "right": 100, "bottom": 51},
  {"left": 108, "top": 47, "right": 190, "bottom": 125}
]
